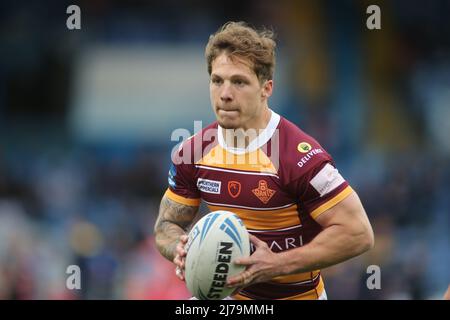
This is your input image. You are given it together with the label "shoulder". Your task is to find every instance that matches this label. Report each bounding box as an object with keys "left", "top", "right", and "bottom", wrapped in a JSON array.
[
  {"left": 276, "top": 116, "right": 332, "bottom": 182},
  {"left": 172, "top": 121, "right": 219, "bottom": 165}
]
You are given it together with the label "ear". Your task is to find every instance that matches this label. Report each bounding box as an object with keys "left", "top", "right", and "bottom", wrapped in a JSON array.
[{"left": 261, "top": 80, "right": 273, "bottom": 99}]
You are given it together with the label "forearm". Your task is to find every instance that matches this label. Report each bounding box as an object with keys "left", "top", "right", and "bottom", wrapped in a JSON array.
[
  {"left": 155, "top": 221, "right": 186, "bottom": 261},
  {"left": 153, "top": 195, "right": 198, "bottom": 262},
  {"left": 227, "top": 193, "right": 374, "bottom": 288},
  {"left": 278, "top": 223, "right": 372, "bottom": 275}
]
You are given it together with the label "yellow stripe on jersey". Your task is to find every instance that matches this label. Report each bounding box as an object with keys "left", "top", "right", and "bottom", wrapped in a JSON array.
[
  {"left": 279, "top": 276, "right": 325, "bottom": 300},
  {"left": 196, "top": 144, "right": 278, "bottom": 174},
  {"left": 272, "top": 270, "right": 320, "bottom": 284},
  {"left": 232, "top": 276, "right": 325, "bottom": 300},
  {"left": 206, "top": 204, "right": 300, "bottom": 230},
  {"left": 310, "top": 186, "right": 353, "bottom": 219},
  {"left": 164, "top": 188, "right": 201, "bottom": 207}
]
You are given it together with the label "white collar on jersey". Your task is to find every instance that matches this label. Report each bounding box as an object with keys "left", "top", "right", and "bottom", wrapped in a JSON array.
[{"left": 217, "top": 109, "right": 281, "bottom": 155}]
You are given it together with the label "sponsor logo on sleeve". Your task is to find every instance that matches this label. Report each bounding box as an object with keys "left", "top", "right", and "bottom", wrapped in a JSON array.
[
  {"left": 168, "top": 164, "right": 177, "bottom": 188},
  {"left": 297, "top": 142, "right": 312, "bottom": 153},
  {"left": 297, "top": 148, "right": 324, "bottom": 168},
  {"left": 310, "top": 163, "right": 345, "bottom": 197},
  {"left": 197, "top": 178, "right": 222, "bottom": 194}
]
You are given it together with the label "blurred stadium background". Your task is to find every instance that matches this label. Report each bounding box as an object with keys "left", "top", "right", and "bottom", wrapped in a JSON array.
[{"left": 0, "top": 0, "right": 449, "bottom": 299}]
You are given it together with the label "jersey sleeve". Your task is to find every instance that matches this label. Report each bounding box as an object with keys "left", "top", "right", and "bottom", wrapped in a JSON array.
[
  {"left": 165, "top": 139, "right": 201, "bottom": 207},
  {"left": 286, "top": 141, "right": 353, "bottom": 220}
]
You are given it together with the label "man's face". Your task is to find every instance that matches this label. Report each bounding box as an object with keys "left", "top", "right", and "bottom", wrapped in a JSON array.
[{"left": 209, "top": 53, "right": 272, "bottom": 130}]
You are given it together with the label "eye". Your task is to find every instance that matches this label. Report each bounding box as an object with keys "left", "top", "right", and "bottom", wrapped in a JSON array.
[
  {"left": 211, "top": 78, "right": 222, "bottom": 85},
  {"left": 233, "top": 79, "right": 245, "bottom": 86}
]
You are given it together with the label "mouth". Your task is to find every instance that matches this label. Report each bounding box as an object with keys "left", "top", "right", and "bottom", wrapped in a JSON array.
[
  {"left": 217, "top": 110, "right": 239, "bottom": 119},
  {"left": 217, "top": 107, "right": 239, "bottom": 114}
]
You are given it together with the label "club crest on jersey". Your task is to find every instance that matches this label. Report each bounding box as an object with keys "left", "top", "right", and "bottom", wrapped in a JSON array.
[
  {"left": 297, "top": 142, "right": 312, "bottom": 153},
  {"left": 252, "top": 180, "right": 276, "bottom": 204},
  {"left": 227, "top": 181, "right": 241, "bottom": 198}
]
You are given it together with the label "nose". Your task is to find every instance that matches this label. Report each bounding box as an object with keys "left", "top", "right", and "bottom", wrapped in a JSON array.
[{"left": 220, "top": 82, "right": 233, "bottom": 102}]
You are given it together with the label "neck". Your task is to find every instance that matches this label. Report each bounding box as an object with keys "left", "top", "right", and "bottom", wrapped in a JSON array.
[{"left": 221, "top": 107, "right": 272, "bottom": 149}]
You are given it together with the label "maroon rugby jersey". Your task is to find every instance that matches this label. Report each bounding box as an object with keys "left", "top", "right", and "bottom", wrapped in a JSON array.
[{"left": 165, "top": 110, "right": 353, "bottom": 300}]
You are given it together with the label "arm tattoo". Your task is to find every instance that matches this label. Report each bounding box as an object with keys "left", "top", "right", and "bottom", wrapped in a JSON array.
[{"left": 154, "top": 196, "right": 199, "bottom": 262}]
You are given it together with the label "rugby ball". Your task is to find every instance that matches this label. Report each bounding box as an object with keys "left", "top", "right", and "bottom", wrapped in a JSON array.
[{"left": 184, "top": 210, "right": 250, "bottom": 300}]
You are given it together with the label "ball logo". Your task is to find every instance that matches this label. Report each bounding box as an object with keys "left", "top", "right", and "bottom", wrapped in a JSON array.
[
  {"left": 219, "top": 217, "right": 243, "bottom": 253},
  {"left": 199, "top": 213, "right": 221, "bottom": 245},
  {"left": 185, "top": 225, "right": 200, "bottom": 253},
  {"left": 204, "top": 241, "right": 233, "bottom": 299},
  {"left": 297, "top": 142, "right": 312, "bottom": 153}
]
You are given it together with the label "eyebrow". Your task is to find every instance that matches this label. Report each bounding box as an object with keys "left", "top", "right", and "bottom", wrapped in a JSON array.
[{"left": 211, "top": 73, "right": 251, "bottom": 81}]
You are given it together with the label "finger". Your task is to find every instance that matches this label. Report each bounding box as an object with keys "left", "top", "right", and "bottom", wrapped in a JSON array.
[
  {"left": 173, "top": 254, "right": 185, "bottom": 268},
  {"left": 226, "top": 269, "right": 252, "bottom": 287},
  {"left": 177, "top": 248, "right": 186, "bottom": 258},
  {"left": 248, "top": 234, "right": 265, "bottom": 247},
  {"left": 180, "top": 235, "right": 188, "bottom": 243},
  {"left": 173, "top": 255, "right": 182, "bottom": 267},
  {"left": 230, "top": 286, "right": 244, "bottom": 296},
  {"left": 233, "top": 256, "right": 253, "bottom": 266},
  {"left": 176, "top": 272, "right": 184, "bottom": 281},
  {"left": 175, "top": 267, "right": 185, "bottom": 281},
  {"left": 226, "top": 274, "right": 242, "bottom": 287},
  {"left": 176, "top": 244, "right": 187, "bottom": 257}
]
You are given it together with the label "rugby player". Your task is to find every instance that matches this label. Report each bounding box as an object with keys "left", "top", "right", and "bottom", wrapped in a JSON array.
[{"left": 154, "top": 21, "right": 374, "bottom": 300}]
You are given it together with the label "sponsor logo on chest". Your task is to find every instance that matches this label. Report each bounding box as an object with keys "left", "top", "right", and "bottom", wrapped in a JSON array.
[{"left": 197, "top": 178, "right": 222, "bottom": 194}]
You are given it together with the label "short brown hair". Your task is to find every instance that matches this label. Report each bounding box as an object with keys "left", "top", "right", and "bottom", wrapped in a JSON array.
[{"left": 205, "top": 21, "right": 276, "bottom": 82}]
